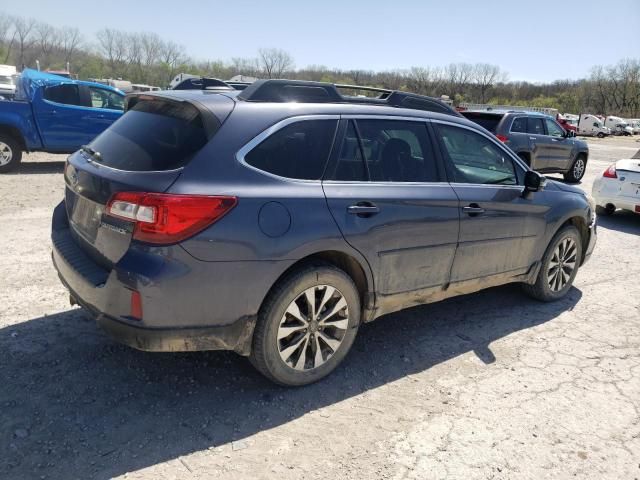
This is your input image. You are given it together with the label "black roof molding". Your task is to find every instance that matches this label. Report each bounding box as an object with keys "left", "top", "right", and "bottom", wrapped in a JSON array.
[{"left": 238, "top": 79, "right": 460, "bottom": 116}]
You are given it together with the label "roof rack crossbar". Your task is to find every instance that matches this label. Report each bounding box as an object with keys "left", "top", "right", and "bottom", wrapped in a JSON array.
[{"left": 237, "top": 79, "right": 461, "bottom": 117}]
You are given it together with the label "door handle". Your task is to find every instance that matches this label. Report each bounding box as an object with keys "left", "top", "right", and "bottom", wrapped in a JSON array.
[
  {"left": 347, "top": 202, "right": 380, "bottom": 217},
  {"left": 462, "top": 204, "right": 485, "bottom": 216},
  {"left": 529, "top": 137, "right": 536, "bottom": 141}
]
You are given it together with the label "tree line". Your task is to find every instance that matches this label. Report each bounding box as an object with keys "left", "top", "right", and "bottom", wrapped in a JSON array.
[{"left": 1, "top": 12, "right": 638, "bottom": 117}]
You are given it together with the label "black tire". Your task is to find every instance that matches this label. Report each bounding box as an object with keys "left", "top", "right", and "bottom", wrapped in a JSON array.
[
  {"left": 563, "top": 154, "right": 586, "bottom": 183},
  {"left": 522, "top": 225, "right": 582, "bottom": 302},
  {"left": 0, "top": 133, "right": 22, "bottom": 173},
  {"left": 250, "top": 263, "right": 361, "bottom": 386},
  {"left": 596, "top": 204, "right": 615, "bottom": 216},
  {"left": 597, "top": 132, "right": 604, "bottom": 138}
]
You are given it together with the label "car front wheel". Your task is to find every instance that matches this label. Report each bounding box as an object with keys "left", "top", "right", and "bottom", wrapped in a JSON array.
[
  {"left": 250, "top": 264, "right": 360, "bottom": 386},
  {"left": 523, "top": 225, "right": 582, "bottom": 302}
]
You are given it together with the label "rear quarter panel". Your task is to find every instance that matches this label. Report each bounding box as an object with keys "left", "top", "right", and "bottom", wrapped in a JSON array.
[{"left": 0, "top": 100, "right": 42, "bottom": 149}]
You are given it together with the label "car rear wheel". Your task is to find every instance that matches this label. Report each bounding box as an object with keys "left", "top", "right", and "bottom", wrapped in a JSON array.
[
  {"left": 522, "top": 225, "right": 582, "bottom": 302},
  {"left": 250, "top": 264, "right": 360, "bottom": 386},
  {"left": 597, "top": 132, "right": 605, "bottom": 138},
  {"left": 0, "top": 134, "right": 22, "bottom": 173},
  {"left": 563, "top": 155, "right": 586, "bottom": 183},
  {"left": 596, "top": 204, "right": 615, "bottom": 216}
]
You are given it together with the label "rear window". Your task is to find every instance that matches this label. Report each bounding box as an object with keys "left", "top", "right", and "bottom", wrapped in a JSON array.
[
  {"left": 44, "top": 84, "right": 82, "bottom": 106},
  {"left": 87, "top": 100, "right": 209, "bottom": 171},
  {"left": 245, "top": 120, "right": 337, "bottom": 180},
  {"left": 460, "top": 112, "right": 504, "bottom": 133}
]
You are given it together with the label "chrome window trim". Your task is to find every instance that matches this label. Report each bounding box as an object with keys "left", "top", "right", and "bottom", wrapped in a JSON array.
[
  {"left": 340, "top": 114, "right": 429, "bottom": 122},
  {"left": 235, "top": 114, "right": 341, "bottom": 184},
  {"left": 430, "top": 118, "right": 530, "bottom": 181}
]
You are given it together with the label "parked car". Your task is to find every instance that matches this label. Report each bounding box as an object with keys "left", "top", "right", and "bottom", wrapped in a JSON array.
[
  {"left": 556, "top": 114, "right": 578, "bottom": 133},
  {"left": 0, "top": 69, "right": 125, "bottom": 172},
  {"left": 592, "top": 159, "right": 640, "bottom": 215},
  {"left": 605, "top": 116, "right": 634, "bottom": 136},
  {"left": 0, "top": 64, "right": 17, "bottom": 99},
  {"left": 461, "top": 110, "right": 589, "bottom": 182},
  {"left": 577, "top": 114, "right": 611, "bottom": 138},
  {"left": 626, "top": 119, "right": 640, "bottom": 134},
  {"left": 51, "top": 80, "right": 597, "bottom": 386}
]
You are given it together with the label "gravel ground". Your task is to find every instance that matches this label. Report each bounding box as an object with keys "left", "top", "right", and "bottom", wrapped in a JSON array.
[{"left": 1, "top": 136, "right": 639, "bottom": 480}]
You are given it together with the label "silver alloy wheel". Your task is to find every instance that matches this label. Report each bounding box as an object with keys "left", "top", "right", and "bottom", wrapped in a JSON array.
[
  {"left": 573, "top": 158, "right": 585, "bottom": 179},
  {"left": 547, "top": 237, "right": 577, "bottom": 292},
  {"left": 277, "top": 285, "right": 349, "bottom": 371},
  {"left": 0, "top": 141, "right": 12, "bottom": 167}
]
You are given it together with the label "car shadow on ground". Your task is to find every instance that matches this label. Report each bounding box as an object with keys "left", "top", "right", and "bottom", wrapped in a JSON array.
[
  {"left": 597, "top": 211, "right": 640, "bottom": 234},
  {"left": 1, "top": 284, "right": 582, "bottom": 479},
  {"left": 9, "top": 161, "right": 65, "bottom": 175}
]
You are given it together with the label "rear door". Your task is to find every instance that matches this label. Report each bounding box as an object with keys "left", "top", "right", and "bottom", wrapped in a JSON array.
[
  {"left": 544, "top": 117, "right": 574, "bottom": 170},
  {"left": 322, "top": 117, "right": 460, "bottom": 300},
  {"left": 432, "top": 120, "right": 546, "bottom": 285},
  {"left": 526, "top": 116, "right": 550, "bottom": 170}
]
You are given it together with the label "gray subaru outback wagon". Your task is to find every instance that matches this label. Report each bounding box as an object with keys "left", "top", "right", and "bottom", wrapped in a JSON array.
[{"left": 52, "top": 80, "right": 597, "bottom": 385}]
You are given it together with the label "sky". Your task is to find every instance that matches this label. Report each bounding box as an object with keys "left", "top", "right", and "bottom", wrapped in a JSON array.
[{"left": 3, "top": 0, "right": 639, "bottom": 83}]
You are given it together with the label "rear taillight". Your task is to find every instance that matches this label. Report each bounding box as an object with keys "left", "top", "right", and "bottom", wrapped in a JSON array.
[
  {"left": 106, "top": 192, "right": 237, "bottom": 245},
  {"left": 495, "top": 134, "right": 508, "bottom": 143},
  {"left": 603, "top": 164, "right": 617, "bottom": 178}
]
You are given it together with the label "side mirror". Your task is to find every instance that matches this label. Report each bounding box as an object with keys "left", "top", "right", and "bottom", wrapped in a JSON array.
[{"left": 524, "top": 170, "right": 546, "bottom": 193}]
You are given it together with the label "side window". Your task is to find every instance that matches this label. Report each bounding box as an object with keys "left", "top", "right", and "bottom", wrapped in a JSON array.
[
  {"left": 329, "top": 121, "right": 367, "bottom": 181},
  {"left": 357, "top": 119, "right": 437, "bottom": 182},
  {"left": 545, "top": 119, "right": 565, "bottom": 137},
  {"left": 436, "top": 124, "right": 517, "bottom": 185},
  {"left": 89, "top": 87, "right": 124, "bottom": 111},
  {"left": 510, "top": 117, "right": 527, "bottom": 133},
  {"left": 43, "top": 84, "right": 82, "bottom": 106},
  {"left": 245, "top": 120, "right": 337, "bottom": 180},
  {"left": 527, "top": 117, "right": 545, "bottom": 135}
]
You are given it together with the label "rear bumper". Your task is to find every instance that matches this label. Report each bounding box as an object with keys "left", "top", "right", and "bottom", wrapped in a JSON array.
[
  {"left": 50, "top": 201, "right": 283, "bottom": 355},
  {"left": 593, "top": 194, "right": 640, "bottom": 213}
]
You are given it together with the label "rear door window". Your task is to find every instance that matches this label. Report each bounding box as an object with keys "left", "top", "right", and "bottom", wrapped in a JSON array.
[
  {"left": 245, "top": 120, "right": 337, "bottom": 180},
  {"left": 87, "top": 99, "right": 209, "bottom": 171},
  {"left": 43, "top": 84, "right": 82, "bottom": 106},
  {"left": 510, "top": 117, "right": 527, "bottom": 133},
  {"left": 357, "top": 119, "right": 437, "bottom": 182},
  {"left": 527, "top": 117, "right": 545, "bottom": 135}
]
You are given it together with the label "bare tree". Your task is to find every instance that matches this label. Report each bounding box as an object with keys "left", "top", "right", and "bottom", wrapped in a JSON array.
[
  {"left": 13, "top": 16, "right": 36, "bottom": 68},
  {"left": 60, "top": 27, "right": 82, "bottom": 65},
  {"left": 258, "top": 48, "right": 294, "bottom": 78},
  {"left": 35, "top": 22, "right": 60, "bottom": 66},
  {"left": 443, "top": 62, "right": 474, "bottom": 98},
  {"left": 0, "top": 13, "right": 17, "bottom": 63},
  {"left": 96, "top": 28, "right": 128, "bottom": 76},
  {"left": 472, "top": 63, "right": 505, "bottom": 103},
  {"left": 230, "top": 57, "right": 261, "bottom": 77}
]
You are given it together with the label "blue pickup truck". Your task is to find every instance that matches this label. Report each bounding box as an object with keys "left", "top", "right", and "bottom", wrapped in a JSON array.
[{"left": 0, "top": 69, "right": 125, "bottom": 172}]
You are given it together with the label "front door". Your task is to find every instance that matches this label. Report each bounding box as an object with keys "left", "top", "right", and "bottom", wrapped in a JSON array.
[
  {"left": 322, "top": 118, "right": 460, "bottom": 302},
  {"left": 432, "top": 121, "right": 546, "bottom": 286},
  {"left": 526, "top": 116, "right": 552, "bottom": 170}
]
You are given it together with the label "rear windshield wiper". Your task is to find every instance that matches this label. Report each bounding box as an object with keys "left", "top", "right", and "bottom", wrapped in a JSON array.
[{"left": 80, "top": 145, "right": 103, "bottom": 162}]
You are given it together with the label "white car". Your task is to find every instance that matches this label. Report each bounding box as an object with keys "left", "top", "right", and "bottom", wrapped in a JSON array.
[{"left": 592, "top": 158, "right": 640, "bottom": 215}]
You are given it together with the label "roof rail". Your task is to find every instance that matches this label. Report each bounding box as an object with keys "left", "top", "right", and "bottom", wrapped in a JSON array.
[{"left": 237, "top": 79, "right": 460, "bottom": 116}]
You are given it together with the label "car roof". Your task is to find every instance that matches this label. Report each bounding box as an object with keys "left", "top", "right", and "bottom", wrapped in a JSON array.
[{"left": 132, "top": 88, "right": 484, "bottom": 132}]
